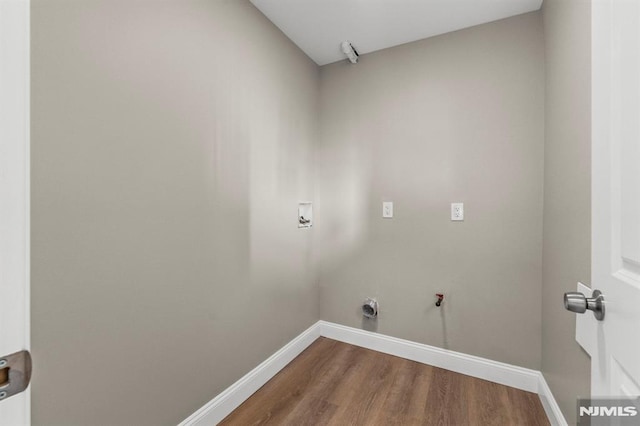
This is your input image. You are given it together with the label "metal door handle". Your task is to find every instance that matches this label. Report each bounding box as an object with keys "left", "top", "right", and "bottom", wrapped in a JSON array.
[{"left": 564, "top": 290, "right": 605, "bottom": 321}]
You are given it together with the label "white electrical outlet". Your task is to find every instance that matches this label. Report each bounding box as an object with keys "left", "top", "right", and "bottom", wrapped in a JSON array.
[
  {"left": 382, "top": 201, "right": 393, "bottom": 218},
  {"left": 451, "top": 203, "right": 464, "bottom": 221}
]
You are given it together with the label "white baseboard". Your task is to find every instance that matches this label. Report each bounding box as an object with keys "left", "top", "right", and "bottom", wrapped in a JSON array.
[
  {"left": 179, "top": 320, "right": 565, "bottom": 426},
  {"left": 537, "top": 372, "right": 569, "bottom": 426},
  {"left": 319, "top": 321, "right": 540, "bottom": 392},
  {"left": 178, "top": 322, "right": 321, "bottom": 426}
]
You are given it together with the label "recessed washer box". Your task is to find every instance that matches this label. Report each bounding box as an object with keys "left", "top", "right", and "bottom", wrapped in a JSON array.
[{"left": 298, "top": 202, "right": 312, "bottom": 228}]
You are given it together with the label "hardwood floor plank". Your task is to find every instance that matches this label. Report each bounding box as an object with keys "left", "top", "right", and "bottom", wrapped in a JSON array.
[
  {"left": 377, "top": 359, "right": 433, "bottom": 425},
  {"left": 323, "top": 344, "right": 376, "bottom": 407},
  {"left": 333, "top": 348, "right": 398, "bottom": 424},
  {"left": 219, "top": 338, "right": 338, "bottom": 425},
  {"left": 281, "top": 397, "right": 337, "bottom": 426},
  {"left": 219, "top": 338, "right": 550, "bottom": 426},
  {"left": 466, "top": 376, "right": 511, "bottom": 426},
  {"left": 504, "top": 386, "right": 550, "bottom": 426},
  {"left": 423, "top": 366, "right": 468, "bottom": 426}
]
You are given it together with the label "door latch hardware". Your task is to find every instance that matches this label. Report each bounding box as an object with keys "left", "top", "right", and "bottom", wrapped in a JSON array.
[{"left": 0, "top": 350, "right": 31, "bottom": 402}]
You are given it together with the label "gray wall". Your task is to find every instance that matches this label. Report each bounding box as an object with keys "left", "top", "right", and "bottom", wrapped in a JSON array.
[
  {"left": 316, "top": 12, "right": 545, "bottom": 370},
  {"left": 31, "top": 1, "right": 318, "bottom": 424},
  {"left": 541, "top": 0, "right": 592, "bottom": 423}
]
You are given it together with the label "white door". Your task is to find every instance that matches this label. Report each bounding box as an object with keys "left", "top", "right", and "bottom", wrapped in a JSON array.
[
  {"left": 582, "top": 0, "right": 640, "bottom": 420},
  {"left": 0, "top": 0, "right": 31, "bottom": 424}
]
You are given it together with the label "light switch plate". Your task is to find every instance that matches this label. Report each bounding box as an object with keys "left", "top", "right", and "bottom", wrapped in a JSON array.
[
  {"left": 451, "top": 203, "right": 464, "bottom": 221},
  {"left": 383, "top": 202, "right": 393, "bottom": 218}
]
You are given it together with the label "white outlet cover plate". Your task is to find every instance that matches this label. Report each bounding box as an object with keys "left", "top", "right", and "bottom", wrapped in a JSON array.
[
  {"left": 451, "top": 203, "right": 464, "bottom": 221},
  {"left": 382, "top": 201, "right": 393, "bottom": 218}
]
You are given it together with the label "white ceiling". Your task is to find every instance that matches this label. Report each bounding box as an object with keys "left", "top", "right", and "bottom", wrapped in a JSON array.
[{"left": 250, "top": 0, "right": 543, "bottom": 66}]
